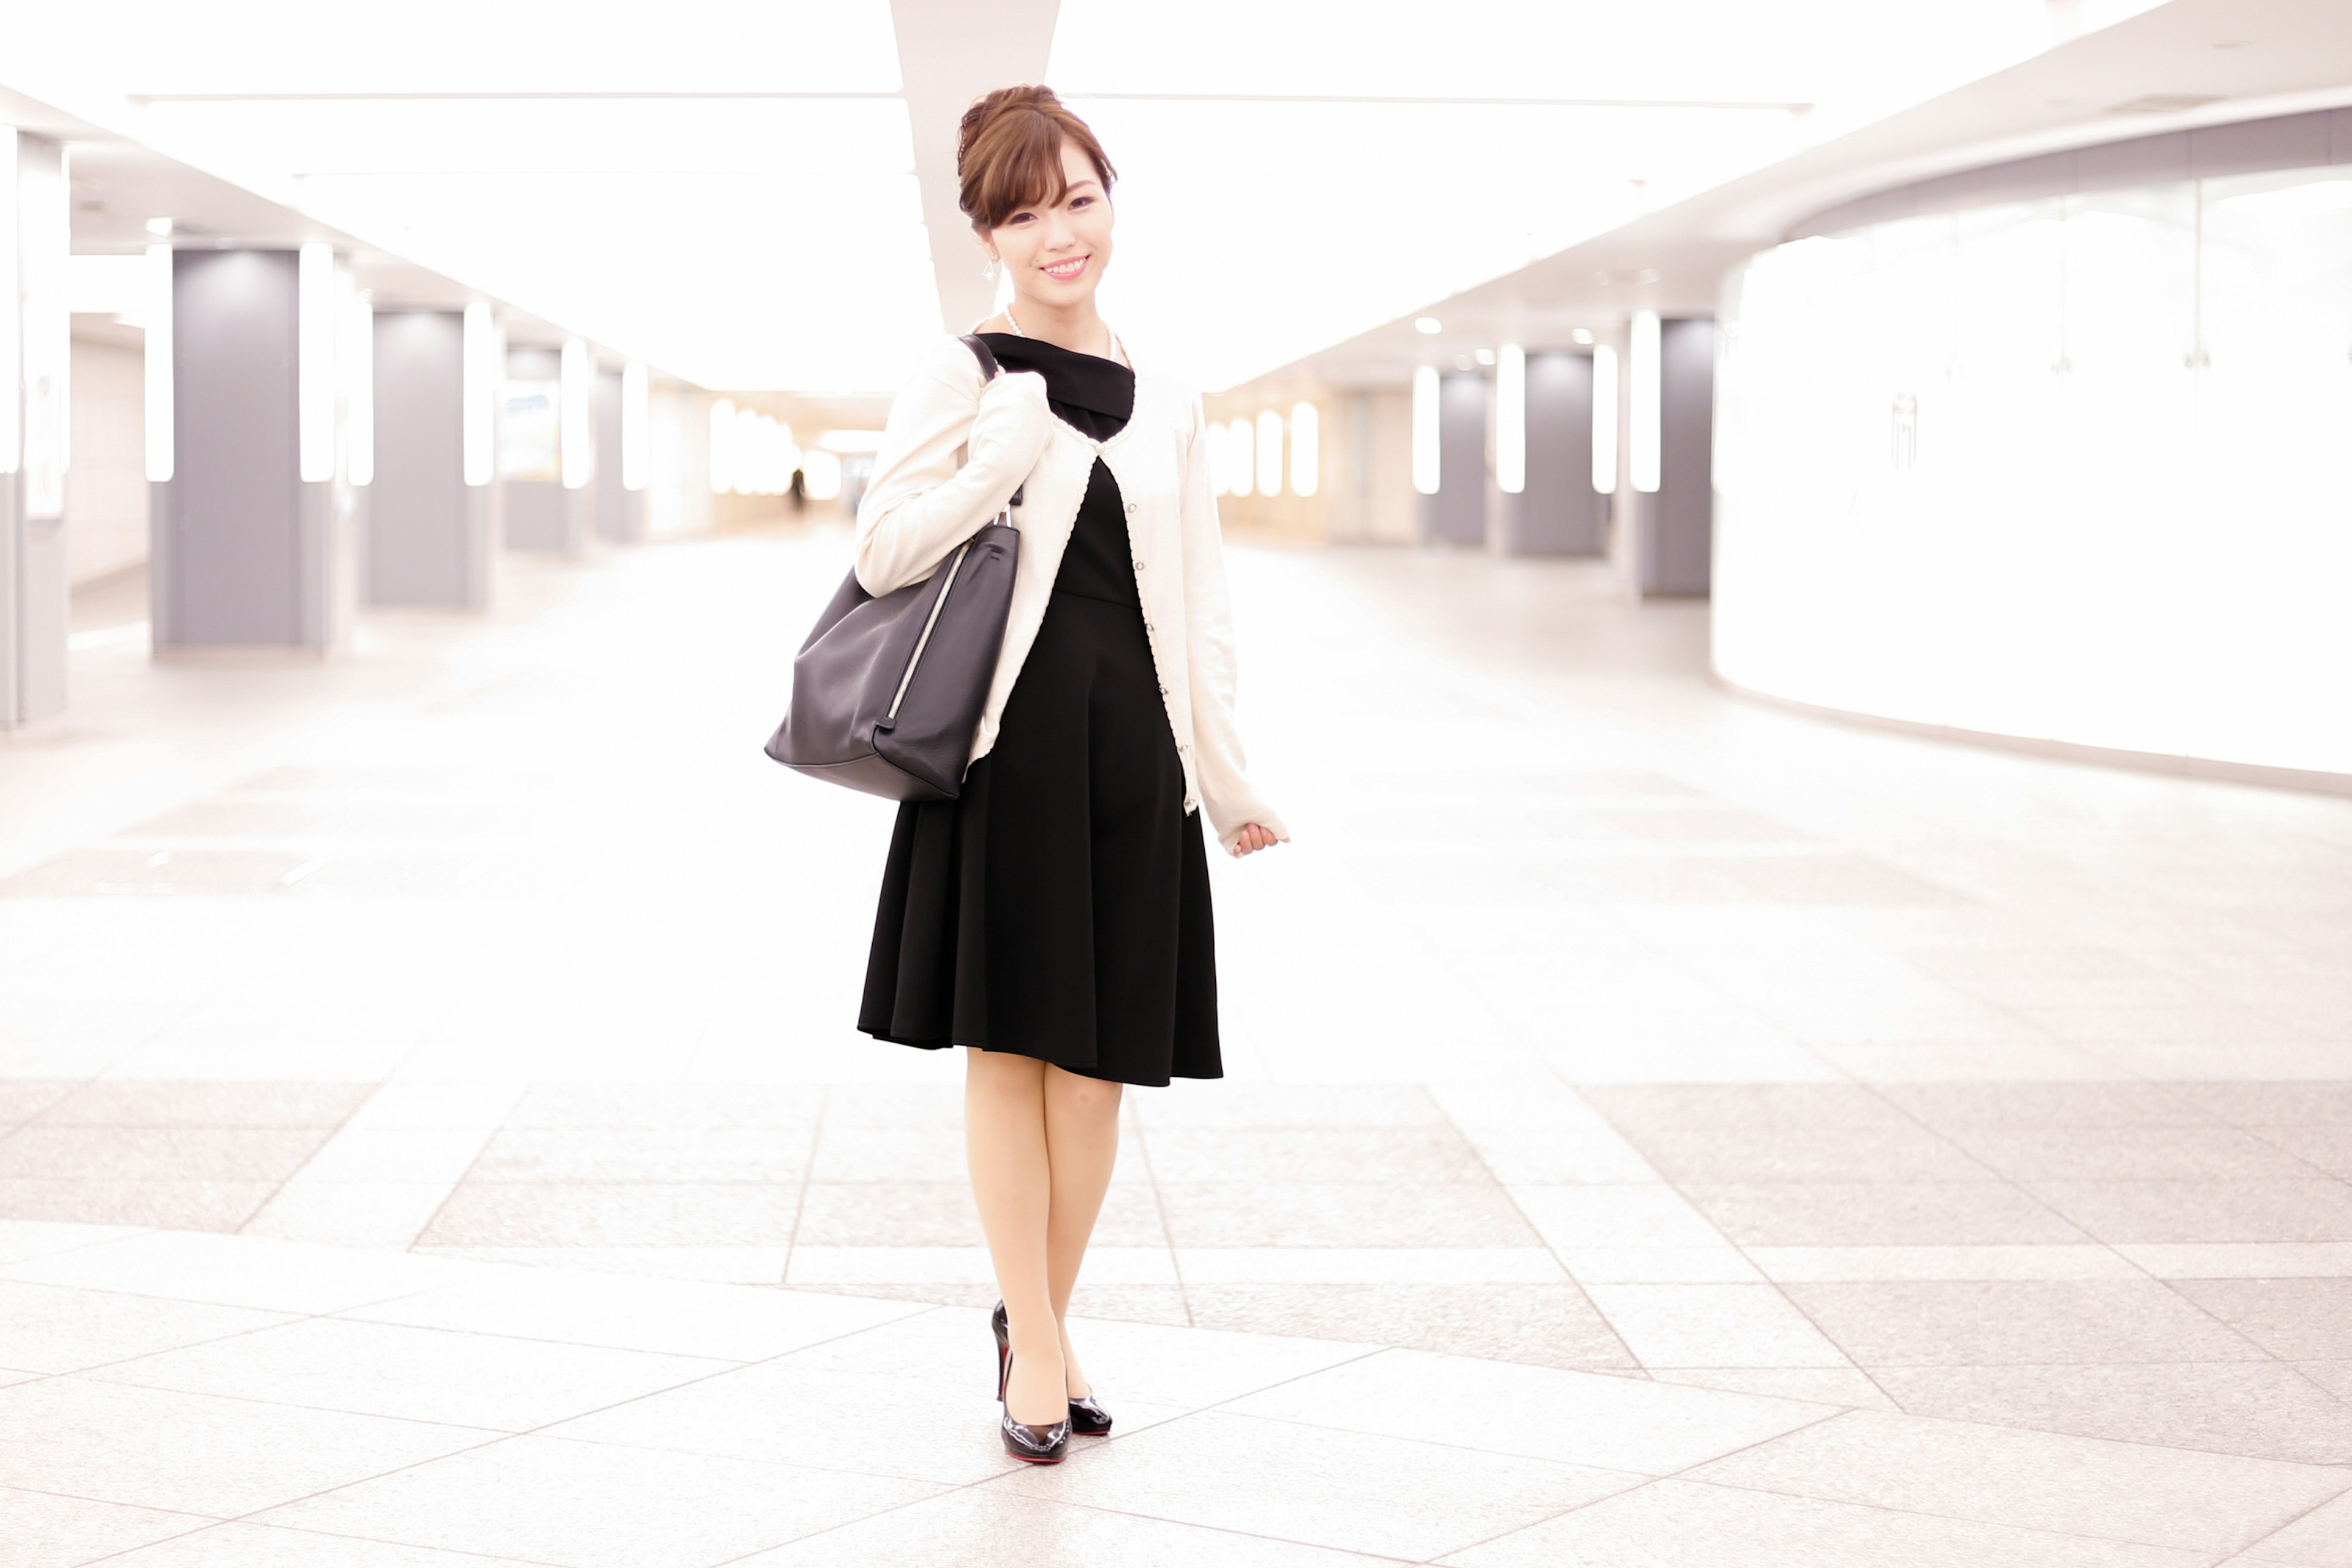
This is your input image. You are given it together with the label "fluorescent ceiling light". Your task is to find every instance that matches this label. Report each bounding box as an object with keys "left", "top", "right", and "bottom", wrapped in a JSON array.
[
  {"left": 1256, "top": 409, "right": 1284, "bottom": 497},
  {"left": 1495, "top": 344, "right": 1525, "bottom": 495},
  {"left": 1572, "top": 328, "right": 1594, "bottom": 345},
  {"left": 1415, "top": 317, "right": 1442, "bottom": 334},
  {"left": 1412, "top": 366, "right": 1439, "bottom": 496},
  {"left": 1591, "top": 344, "right": 1618, "bottom": 494},
  {"left": 1630, "top": 311, "right": 1661, "bottom": 494},
  {"left": 1289, "top": 401, "right": 1319, "bottom": 497},
  {"left": 144, "top": 244, "right": 173, "bottom": 482},
  {"left": 145, "top": 216, "right": 172, "bottom": 236}
]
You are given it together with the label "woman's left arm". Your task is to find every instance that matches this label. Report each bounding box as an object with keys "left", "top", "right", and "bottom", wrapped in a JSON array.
[{"left": 1177, "top": 394, "right": 1290, "bottom": 858}]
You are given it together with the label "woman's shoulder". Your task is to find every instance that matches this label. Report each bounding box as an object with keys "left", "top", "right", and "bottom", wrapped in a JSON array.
[{"left": 905, "top": 333, "right": 991, "bottom": 396}]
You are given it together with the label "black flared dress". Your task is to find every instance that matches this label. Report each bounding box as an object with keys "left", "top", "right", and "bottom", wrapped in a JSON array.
[{"left": 856, "top": 334, "right": 1221, "bottom": 1087}]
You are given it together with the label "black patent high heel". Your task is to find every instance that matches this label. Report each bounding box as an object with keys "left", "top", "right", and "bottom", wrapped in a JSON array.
[{"left": 993, "top": 1298, "right": 1112, "bottom": 1437}]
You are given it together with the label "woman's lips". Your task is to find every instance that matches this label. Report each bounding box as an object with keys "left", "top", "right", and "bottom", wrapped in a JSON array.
[{"left": 1042, "top": 256, "right": 1088, "bottom": 281}]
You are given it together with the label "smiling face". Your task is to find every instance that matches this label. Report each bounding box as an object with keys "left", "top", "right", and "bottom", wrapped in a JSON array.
[{"left": 981, "top": 140, "right": 1114, "bottom": 312}]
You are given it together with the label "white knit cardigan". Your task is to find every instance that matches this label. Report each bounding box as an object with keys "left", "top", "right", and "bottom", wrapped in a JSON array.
[{"left": 853, "top": 334, "right": 1287, "bottom": 854}]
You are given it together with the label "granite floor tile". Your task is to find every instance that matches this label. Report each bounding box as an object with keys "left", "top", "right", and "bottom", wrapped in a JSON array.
[
  {"left": 431, "top": 1244, "right": 788, "bottom": 1284},
  {"left": 1874, "top": 1362, "right": 2352, "bottom": 1464},
  {"left": 1683, "top": 1180, "right": 2088, "bottom": 1246},
  {"left": 102, "top": 1522, "right": 551, "bottom": 1566},
  {"left": 0, "top": 1126, "right": 331, "bottom": 1182},
  {"left": 6, "top": 1229, "right": 466, "bottom": 1314},
  {"left": 1649, "top": 1366, "right": 1901, "bottom": 1408},
  {"left": 2117, "top": 1242, "right": 2352, "bottom": 1278},
  {"left": 546, "top": 1359, "right": 1039, "bottom": 1484},
  {"left": 0, "top": 1376, "right": 486, "bottom": 1517},
  {"left": 1685, "top": 1407, "right": 2352, "bottom": 1552},
  {"left": 2233, "top": 1489, "right": 2352, "bottom": 1566},
  {"left": 1512, "top": 1184, "right": 1730, "bottom": 1247},
  {"left": 466, "top": 1127, "right": 817, "bottom": 1183},
  {"left": 0, "top": 1215, "right": 140, "bottom": 1264},
  {"left": 29, "top": 1080, "right": 372, "bottom": 1128},
  {"left": 2247, "top": 1125, "right": 2352, "bottom": 1180},
  {"left": 805, "top": 1125, "right": 973, "bottom": 1183},
  {"left": 2171, "top": 1279, "right": 2352, "bottom": 1360},
  {"left": 254, "top": 1432, "right": 941, "bottom": 1568},
  {"left": 1174, "top": 1245, "right": 1566, "bottom": 1284},
  {"left": 345, "top": 1269, "right": 921, "bottom": 1360},
  {"left": 1139, "top": 1125, "right": 1495, "bottom": 1183},
  {"left": 1608, "top": 1123, "right": 1992, "bottom": 1184},
  {"left": 1156, "top": 1182, "right": 1539, "bottom": 1247},
  {"left": 1185, "top": 1283, "right": 1640, "bottom": 1370},
  {"left": 1782, "top": 1279, "right": 2269, "bottom": 1365},
  {"left": 2028, "top": 1180, "right": 2352, "bottom": 1243},
  {"left": 1583, "top": 1283, "right": 1853, "bottom": 1368},
  {"left": 728, "top": 1490, "right": 1392, "bottom": 1567},
  {"left": 2197, "top": 1085, "right": 2352, "bottom": 1126},
  {"left": 1875, "top": 1082, "right": 2215, "bottom": 1129},
  {"left": 1442, "top": 1125, "right": 1662, "bottom": 1183},
  {"left": 1131, "top": 1084, "right": 1446, "bottom": 1129},
  {"left": 1749, "top": 1244, "right": 2136, "bottom": 1281},
  {"left": 418, "top": 1180, "right": 805, "bottom": 1247},
  {"left": 1442, "top": 1476, "right": 2212, "bottom": 1568},
  {"left": 0, "top": 1485, "right": 211, "bottom": 1568},
  {"left": 1556, "top": 1245, "right": 1766, "bottom": 1282},
  {"left": 276, "top": 1128, "right": 493, "bottom": 1184},
  {"left": 993, "top": 1407, "right": 1635, "bottom": 1561},
  {"left": 240, "top": 1180, "right": 455, "bottom": 1248},
  {"left": 0, "top": 1280, "right": 290, "bottom": 1373},
  {"left": 0, "top": 1179, "right": 276, "bottom": 1232},
  {"left": 503, "top": 1083, "right": 827, "bottom": 1131},
  {"left": 1948, "top": 1125, "right": 2326, "bottom": 1182},
  {"left": 1223, "top": 1346, "right": 1826, "bottom": 1472},
  {"left": 91, "top": 1315, "right": 731, "bottom": 1431}
]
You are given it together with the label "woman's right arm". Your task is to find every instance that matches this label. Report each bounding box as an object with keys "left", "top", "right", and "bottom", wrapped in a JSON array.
[{"left": 853, "top": 359, "right": 1052, "bottom": 597}]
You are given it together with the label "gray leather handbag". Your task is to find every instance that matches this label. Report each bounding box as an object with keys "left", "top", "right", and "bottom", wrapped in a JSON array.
[{"left": 763, "top": 335, "right": 1021, "bottom": 803}]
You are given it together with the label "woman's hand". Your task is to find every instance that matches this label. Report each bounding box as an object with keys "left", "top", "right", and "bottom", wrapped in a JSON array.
[{"left": 1229, "top": 824, "right": 1283, "bottom": 858}]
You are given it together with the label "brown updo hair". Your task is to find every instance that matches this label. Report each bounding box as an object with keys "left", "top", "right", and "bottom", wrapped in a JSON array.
[{"left": 957, "top": 86, "right": 1117, "bottom": 232}]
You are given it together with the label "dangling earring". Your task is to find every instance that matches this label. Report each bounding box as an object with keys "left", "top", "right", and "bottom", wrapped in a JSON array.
[{"left": 981, "top": 254, "right": 999, "bottom": 281}]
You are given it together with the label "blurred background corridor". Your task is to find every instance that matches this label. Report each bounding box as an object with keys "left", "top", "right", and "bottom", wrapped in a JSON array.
[{"left": 3, "top": 2, "right": 2352, "bottom": 1564}]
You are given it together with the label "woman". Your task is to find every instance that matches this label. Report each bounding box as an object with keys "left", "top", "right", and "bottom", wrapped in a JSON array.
[{"left": 852, "top": 86, "right": 1287, "bottom": 1463}]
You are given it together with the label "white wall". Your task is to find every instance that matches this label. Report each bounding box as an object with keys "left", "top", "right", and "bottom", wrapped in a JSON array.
[
  {"left": 64, "top": 335, "right": 149, "bottom": 585},
  {"left": 1714, "top": 162, "right": 2352, "bottom": 777}
]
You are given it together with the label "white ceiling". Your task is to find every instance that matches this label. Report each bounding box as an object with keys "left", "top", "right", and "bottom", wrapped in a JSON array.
[{"left": 5, "top": 0, "right": 2252, "bottom": 394}]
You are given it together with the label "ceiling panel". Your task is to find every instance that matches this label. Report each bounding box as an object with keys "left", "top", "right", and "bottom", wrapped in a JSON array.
[{"left": 12, "top": 1, "right": 900, "bottom": 96}]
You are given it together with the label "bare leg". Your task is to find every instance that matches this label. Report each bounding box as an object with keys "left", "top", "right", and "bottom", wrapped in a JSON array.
[
  {"left": 963, "top": 1048, "right": 1066, "bottom": 1427},
  {"left": 1041, "top": 1064, "right": 1123, "bottom": 1398}
]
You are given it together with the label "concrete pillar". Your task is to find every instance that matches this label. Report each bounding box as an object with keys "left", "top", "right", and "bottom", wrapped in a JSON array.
[
  {"left": 591, "top": 365, "right": 641, "bottom": 543},
  {"left": 367, "top": 309, "right": 496, "bottom": 607},
  {"left": 1419, "top": 371, "right": 1487, "bottom": 546},
  {"left": 2, "top": 129, "right": 69, "bottom": 725},
  {"left": 500, "top": 345, "right": 590, "bottom": 554},
  {"left": 1638, "top": 317, "right": 1716, "bottom": 597},
  {"left": 1498, "top": 350, "right": 1602, "bottom": 556},
  {"left": 150, "top": 248, "right": 357, "bottom": 653}
]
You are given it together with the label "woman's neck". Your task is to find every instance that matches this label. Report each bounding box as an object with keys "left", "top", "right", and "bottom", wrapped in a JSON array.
[{"left": 1003, "top": 292, "right": 1112, "bottom": 359}]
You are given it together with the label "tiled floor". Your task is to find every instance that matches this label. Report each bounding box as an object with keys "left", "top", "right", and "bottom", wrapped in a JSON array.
[{"left": 2, "top": 530, "right": 2350, "bottom": 1562}]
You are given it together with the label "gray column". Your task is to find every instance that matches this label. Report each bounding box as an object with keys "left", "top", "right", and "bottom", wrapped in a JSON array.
[
  {"left": 150, "top": 249, "right": 353, "bottom": 651},
  {"left": 1638, "top": 317, "right": 1716, "bottom": 597},
  {"left": 591, "top": 366, "right": 641, "bottom": 543},
  {"left": 1499, "top": 350, "right": 1601, "bottom": 556},
  {"left": 1418, "top": 372, "right": 1487, "bottom": 546},
  {"left": 2, "top": 130, "right": 67, "bottom": 725},
  {"left": 500, "top": 345, "right": 590, "bottom": 554},
  {"left": 368, "top": 309, "right": 495, "bottom": 607}
]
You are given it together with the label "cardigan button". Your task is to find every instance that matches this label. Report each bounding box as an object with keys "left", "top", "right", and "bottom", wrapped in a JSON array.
[{"left": 1125, "top": 502, "right": 1137, "bottom": 514}]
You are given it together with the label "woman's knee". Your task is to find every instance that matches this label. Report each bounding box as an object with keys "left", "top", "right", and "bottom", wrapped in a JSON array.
[{"left": 1044, "top": 1065, "right": 1123, "bottom": 1116}]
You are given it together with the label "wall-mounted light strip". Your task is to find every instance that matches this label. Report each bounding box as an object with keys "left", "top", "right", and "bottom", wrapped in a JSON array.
[
  {"left": 0, "top": 129, "right": 17, "bottom": 480},
  {"left": 708, "top": 398, "right": 734, "bottom": 494},
  {"left": 462, "top": 303, "right": 495, "bottom": 487},
  {"left": 1289, "top": 401, "right": 1319, "bottom": 498},
  {"left": 1227, "top": 417, "right": 1254, "bottom": 499},
  {"left": 1592, "top": 344, "right": 1619, "bottom": 495},
  {"left": 559, "top": 338, "right": 592, "bottom": 490},
  {"left": 1411, "top": 366, "right": 1439, "bottom": 495},
  {"left": 620, "top": 361, "right": 649, "bottom": 492},
  {"left": 1255, "top": 409, "right": 1283, "bottom": 497},
  {"left": 143, "top": 243, "right": 173, "bottom": 482},
  {"left": 296, "top": 243, "right": 336, "bottom": 483},
  {"left": 345, "top": 294, "right": 372, "bottom": 486},
  {"left": 1630, "top": 310, "right": 1661, "bottom": 494},
  {"left": 1495, "top": 344, "right": 1526, "bottom": 495}
]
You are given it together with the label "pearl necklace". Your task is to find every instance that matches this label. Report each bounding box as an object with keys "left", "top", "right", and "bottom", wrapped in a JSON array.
[{"left": 1004, "top": 302, "right": 1129, "bottom": 370}]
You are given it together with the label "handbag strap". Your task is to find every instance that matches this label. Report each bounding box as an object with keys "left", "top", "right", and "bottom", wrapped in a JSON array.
[{"left": 959, "top": 333, "right": 1022, "bottom": 511}]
